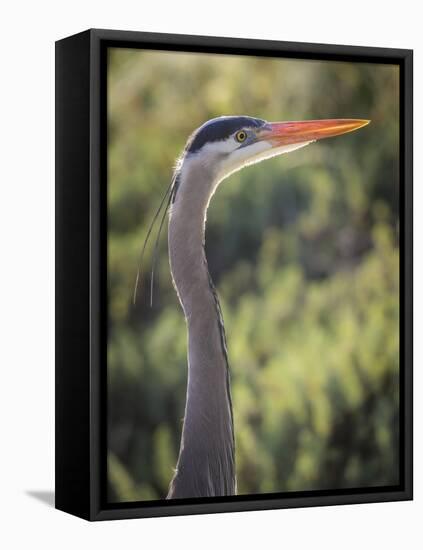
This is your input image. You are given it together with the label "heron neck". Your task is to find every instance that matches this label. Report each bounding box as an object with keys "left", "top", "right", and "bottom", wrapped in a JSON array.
[{"left": 167, "top": 164, "right": 235, "bottom": 498}]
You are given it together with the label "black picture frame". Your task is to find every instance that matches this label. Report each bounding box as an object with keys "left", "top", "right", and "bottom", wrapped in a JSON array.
[{"left": 55, "top": 28, "right": 413, "bottom": 521}]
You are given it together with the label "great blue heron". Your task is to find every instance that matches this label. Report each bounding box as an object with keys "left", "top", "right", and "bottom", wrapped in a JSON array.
[{"left": 136, "top": 115, "right": 369, "bottom": 499}]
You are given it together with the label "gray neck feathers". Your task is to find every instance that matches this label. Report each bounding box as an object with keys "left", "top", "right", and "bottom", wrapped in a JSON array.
[{"left": 167, "top": 156, "right": 236, "bottom": 499}]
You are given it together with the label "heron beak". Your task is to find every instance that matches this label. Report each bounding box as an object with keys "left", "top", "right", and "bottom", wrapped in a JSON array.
[{"left": 258, "top": 119, "right": 370, "bottom": 146}]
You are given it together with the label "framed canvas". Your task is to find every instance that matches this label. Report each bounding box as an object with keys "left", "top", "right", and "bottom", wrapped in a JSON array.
[{"left": 55, "top": 28, "right": 413, "bottom": 521}]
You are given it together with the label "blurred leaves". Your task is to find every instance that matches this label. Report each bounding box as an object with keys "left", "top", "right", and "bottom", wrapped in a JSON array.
[{"left": 107, "top": 48, "right": 400, "bottom": 501}]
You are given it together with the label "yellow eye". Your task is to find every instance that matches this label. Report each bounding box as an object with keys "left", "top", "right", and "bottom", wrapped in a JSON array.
[{"left": 235, "top": 130, "right": 247, "bottom": 143}]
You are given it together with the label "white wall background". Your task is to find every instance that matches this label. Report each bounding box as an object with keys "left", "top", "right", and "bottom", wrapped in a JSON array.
[{"left": 0, "top": 1, "right": 420, "bottom": 548}]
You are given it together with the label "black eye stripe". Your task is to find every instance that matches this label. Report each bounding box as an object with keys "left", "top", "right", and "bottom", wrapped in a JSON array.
[{"left": 186, "top": 116, "right": 266, "bottom": 153}]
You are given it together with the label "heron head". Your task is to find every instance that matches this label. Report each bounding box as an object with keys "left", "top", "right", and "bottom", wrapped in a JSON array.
[{"left": 183, "top": 115, "right": 370, "bottom": 184}]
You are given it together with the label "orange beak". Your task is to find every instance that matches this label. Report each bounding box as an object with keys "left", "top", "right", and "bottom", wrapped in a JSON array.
[{"left": 258, "top": 119, "right": 370, "bottom": 146}]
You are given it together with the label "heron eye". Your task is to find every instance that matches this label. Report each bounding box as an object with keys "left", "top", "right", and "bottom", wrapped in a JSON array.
[{"left": 235, "top": 130, "right": 247, "bottom": 143}]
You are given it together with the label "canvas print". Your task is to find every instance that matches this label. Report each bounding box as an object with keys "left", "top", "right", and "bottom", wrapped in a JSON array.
[{"left": 106, "top": 47, "right": 399, "bottom": 503}]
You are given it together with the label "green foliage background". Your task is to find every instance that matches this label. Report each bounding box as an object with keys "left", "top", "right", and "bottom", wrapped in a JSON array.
[{"left": 107, "top": 48, "right": 400, "bottom": 502}]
